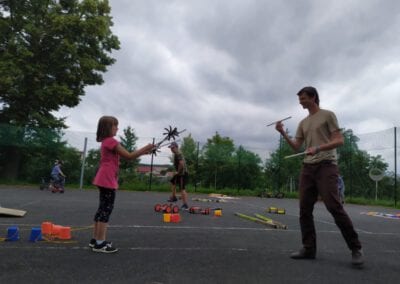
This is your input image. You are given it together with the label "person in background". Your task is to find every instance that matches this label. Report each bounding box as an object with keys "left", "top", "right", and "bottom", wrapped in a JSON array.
[
  {"left": 50, "top": 160, "right": 66, "bottom": 193},
  {"left": 338, "top": 175, "right": 345, "bottom": 204},
  {"left": 168, "top": 142, "right": 189, "bottom": 210},
  {"left": 274, "top": 86, "right": 363, "bottom": 266}
]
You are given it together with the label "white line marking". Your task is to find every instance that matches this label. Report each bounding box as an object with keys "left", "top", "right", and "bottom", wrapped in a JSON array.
[
  {"left": 1, "top": 223, "right": 399, "bottom": 236},
  {"left": 0, "top": 246, "right": 248, "bottom": 251}
]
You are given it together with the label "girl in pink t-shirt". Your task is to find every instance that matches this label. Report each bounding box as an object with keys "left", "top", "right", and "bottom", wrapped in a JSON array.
[{"left": 90, "top": 116, "right": 154, "bottom": 253}]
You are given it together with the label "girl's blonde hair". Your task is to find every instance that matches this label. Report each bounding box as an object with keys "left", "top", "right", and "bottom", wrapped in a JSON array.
[{"left": 96, "top": 116, "right": 118, "bottom": 142}]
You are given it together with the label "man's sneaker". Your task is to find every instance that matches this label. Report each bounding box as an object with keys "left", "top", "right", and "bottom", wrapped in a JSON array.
[
  {"left": 92, "top": 241, "right": 118, "bottom": 253},
  {"left": 351, "top": 249, "right": 364, "bottom": 266},
  {"left": 167, "top": 196, "right": 178, "bottom": 202},
  {"left": 181, "top": 203, "right": 189, "bottom": 210},
  {"left": 290, "top": 248, "right": 316, "bottom": 259}
]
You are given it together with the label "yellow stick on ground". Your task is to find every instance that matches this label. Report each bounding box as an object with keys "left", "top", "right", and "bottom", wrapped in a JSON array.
[
  {"left": 235, "top": 212, "right": 279, "bottom": 229},
  {"left": 254, "top": 214, "right": 288, "bottom": 229}
]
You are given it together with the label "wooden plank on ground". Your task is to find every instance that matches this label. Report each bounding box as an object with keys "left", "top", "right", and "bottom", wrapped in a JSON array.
[{"left": 0, "top": 207, "right": 27, "bottom": 217}]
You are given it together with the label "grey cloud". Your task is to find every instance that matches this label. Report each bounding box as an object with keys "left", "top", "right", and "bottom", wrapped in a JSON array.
[{"left": 58, "top": 0, "right": 400, "bottom": 163}]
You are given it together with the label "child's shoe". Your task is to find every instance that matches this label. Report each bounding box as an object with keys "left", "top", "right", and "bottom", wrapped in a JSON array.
[
  {"left": 167, "top": 196, "right": 178, "bottom": 202},
  {"left": 92, "top": 241, "right": 118, "bottom": 253}
]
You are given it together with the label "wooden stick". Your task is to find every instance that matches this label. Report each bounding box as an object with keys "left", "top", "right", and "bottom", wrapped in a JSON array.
[
  {"left": 266, "top": 116, "right": 292, "bottom": 127},
  {"left": 159, "top": 139, "right": 181, "bottom": 148},
  {"left": 0, "top": 207, "right": 26, "bottom": 217},
  {"left": 254, "top": 214, "right": 287, "bottom": 229},
  {"left": 235, "top": 212, "right": 279, "bottom": 229},
  {"left": 284, "top": 151, "right": 306, "bottom": 159}
]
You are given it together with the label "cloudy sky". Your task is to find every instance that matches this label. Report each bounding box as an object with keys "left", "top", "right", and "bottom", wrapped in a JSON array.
[{"left": 59, "top": 0, "right": 400, "bottom": 164}]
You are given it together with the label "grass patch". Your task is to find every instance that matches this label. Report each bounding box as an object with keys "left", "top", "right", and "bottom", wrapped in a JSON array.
[{"left": 346, "top": 197, "right": 400, "bottom": 209}]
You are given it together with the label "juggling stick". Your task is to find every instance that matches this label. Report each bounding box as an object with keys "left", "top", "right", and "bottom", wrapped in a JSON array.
[
  {"left": 152, "top": 126, "right": 186, "bottom": 155},
  {"left": 266, "top": 116, "right": 292, "bottom": 127},
  {"left": 159, "top": 139, "right": 181, "bottom": 148},
  {"left": 284, "top": 151, "right": 306, "bottom": 159}
]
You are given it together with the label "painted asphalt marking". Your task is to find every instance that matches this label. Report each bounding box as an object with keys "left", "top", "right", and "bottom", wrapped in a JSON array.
[
  {"left": 2, "top": 244, "right": 400, "bottom": 255},
  {"left": 1, "top": 222, "right": 399, "bottom": 236},
  {"left": 0, "top": 246, "right": 249, "bottom": 251}
]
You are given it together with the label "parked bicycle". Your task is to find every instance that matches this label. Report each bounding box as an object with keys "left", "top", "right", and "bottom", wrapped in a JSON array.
[{"left": 258, "top": 190, "right": 285, "bottom": 199}]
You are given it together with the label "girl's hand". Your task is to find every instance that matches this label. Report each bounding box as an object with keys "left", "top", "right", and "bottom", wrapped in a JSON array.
[{"left": 143, "top": 143, "right": 156, "bottom": 154}]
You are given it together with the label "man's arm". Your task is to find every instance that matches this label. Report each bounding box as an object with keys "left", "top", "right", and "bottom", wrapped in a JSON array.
[
  {"left": 177, "top": 159, "right": 185, "bottom": 175},
  {"left": 275, "top": 121, "right": 304, "bottom": 152},
  {"left": 319, "top": 129, "right": 344, "bottom": 151},
  {"left": 306, "top": 129, "right": 344, "bottom": 155}
]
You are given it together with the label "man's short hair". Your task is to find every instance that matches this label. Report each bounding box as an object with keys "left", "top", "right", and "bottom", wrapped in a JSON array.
[
  {"left": 168, "top": 142, "right": 179, "bottom": 148},
  {"left": 297, "top": 86, "right": 319, "bottom": 105}
]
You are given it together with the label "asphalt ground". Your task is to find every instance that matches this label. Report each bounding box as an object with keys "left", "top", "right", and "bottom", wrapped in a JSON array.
[{"left": 0, "top": 186, "right": 399, "bottom": 284}]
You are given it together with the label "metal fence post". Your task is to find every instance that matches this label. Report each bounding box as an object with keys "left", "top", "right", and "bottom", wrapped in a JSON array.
[
  {"left": 394, "top": 127, "right": 397, "bottom": 207},
  {"left": 195, "top": 141, "right": 199, "bottom": 191},
  {"left": 149, "top": 138, "right": 155, "bottom": 191},
  {"left": 79, "top": 137, "right": 88, "bottom": 190}
]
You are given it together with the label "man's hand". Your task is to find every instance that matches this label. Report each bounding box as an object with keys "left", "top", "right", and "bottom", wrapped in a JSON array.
[
  {"left": 306, "top": 146, "right": 320, "bottom": 155},
  {"left": 275, "top": 121, "right": 284, "bottom": 134}
]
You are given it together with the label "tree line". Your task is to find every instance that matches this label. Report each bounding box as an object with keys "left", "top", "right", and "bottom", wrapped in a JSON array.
[{"left": 0, "top": 122, "right": 397, "bottom": 202}]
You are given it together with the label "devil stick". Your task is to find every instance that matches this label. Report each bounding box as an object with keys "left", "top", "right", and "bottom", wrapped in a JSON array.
[
  {"left": 284, "top": 151, "right": 306, "bottom": 159},
  {"left": 266, "top": 116, "right": 292, "bottom": 127},
  {"left": 152, "top": 126, "right": 186, "bottom": 155}
]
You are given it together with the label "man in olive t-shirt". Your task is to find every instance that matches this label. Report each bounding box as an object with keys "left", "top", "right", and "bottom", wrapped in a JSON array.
[{"left": 275, "top": 86, "right": 363, "bottom": 266}]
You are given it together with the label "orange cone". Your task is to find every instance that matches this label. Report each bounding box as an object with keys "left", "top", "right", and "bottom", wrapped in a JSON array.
[
  {"left": 51, "top": 225, "right": 62, "bottom": 237},
  {"left": 58, "top": 226, "right": 71, "bottom": 240},
  {"left": 41, "top": 222, "right": 53, "bottom": 235}
]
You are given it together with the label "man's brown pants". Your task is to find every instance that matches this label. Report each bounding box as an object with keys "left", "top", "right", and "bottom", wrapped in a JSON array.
[{"left": 298, "top": 161, "right": 362, "bottom": 251}]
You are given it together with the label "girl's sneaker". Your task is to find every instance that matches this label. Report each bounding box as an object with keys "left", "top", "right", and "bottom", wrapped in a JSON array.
[
  {"left": 89, "top": 239, "right": 113, "bottom": 248},
  {"left": 167, "top": 196, "right": 178, "bottom": 202},
  {"left": 92, "top": 241, "right": 118, "bottom": 253}
]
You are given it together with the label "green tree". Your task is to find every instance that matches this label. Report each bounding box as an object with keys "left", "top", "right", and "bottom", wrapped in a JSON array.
[
  {"left": 264, "top": 131, "right": 302, "bottom": 192},
  {"left": 119, "top": 126, "right": 138, "bottom": 169},
  {"left": 119, "top": 126, "right": 138, "bottom": 183},
  {"left": 84, "top": 148, "right": 100, "bottom": 185},
  {"left": 0, "top": 123, "right": 82, "bottom": 181},
  {"left": 200, "top": 132, "right": 235, "bottom": 189},
  {"left": 0, "top": 0, "right": 120, "bottom": 178},
  {"left": 180, "top": 134, "right": 197, "bottom": 180},
  {"left": 0, "top": 0, "right": 119, "bottom": 128},
  {"left": 338, "top": 129, "right": 389, "bottom": 199},
  {"left": 0, "top": 122, "right": 83, "bottom": 183},
  {"left": 234, "top": 145, "right": 263, "bottom": 190}
]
